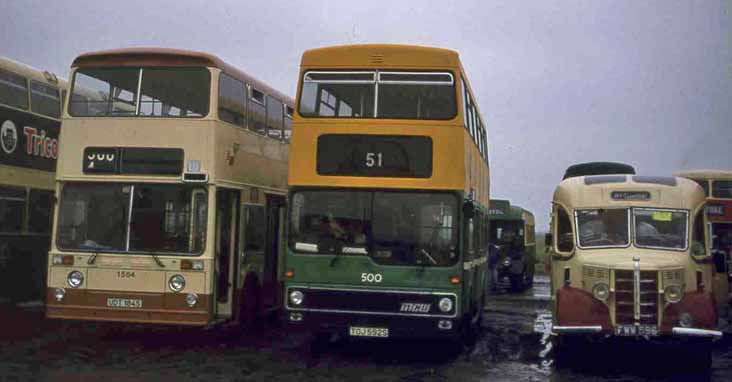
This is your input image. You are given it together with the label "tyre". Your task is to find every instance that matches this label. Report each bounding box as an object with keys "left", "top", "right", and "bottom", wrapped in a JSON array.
[
  {"left": 552, "top": 335, "right": 578, "bottom": 368},
  {"left": 525, "top": 266, "right": 535, "bottom": 288},
  {"left": 510, "top": 275, "right": 525, "bottom": 292},
  {"left": 686, "top": 342, "right": 713, "bottom": 371}
]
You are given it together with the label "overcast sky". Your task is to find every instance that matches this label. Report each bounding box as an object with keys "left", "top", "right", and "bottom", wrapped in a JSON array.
[{"left": 2, "top": 0, "right": 730, "bottom": 229}]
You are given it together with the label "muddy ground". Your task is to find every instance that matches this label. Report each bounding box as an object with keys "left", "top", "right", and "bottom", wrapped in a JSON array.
[{"left": 1, "top": 276, "right": 730, "bottom": 382}]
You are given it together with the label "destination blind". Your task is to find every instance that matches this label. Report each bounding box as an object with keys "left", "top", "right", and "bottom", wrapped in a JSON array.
[{"left": 316, "top": 134, "right": 432, "bottom": 178}]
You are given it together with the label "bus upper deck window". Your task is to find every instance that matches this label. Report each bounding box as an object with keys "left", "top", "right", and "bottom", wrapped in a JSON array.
[
  {"left": 712, "top": 180, "right": 732, "bottom": 199},
  {"left": 0, "top": 68, "right": 29, "bottom": 110},
  {"left": 30, "top": 81, "right": 60, "bottom": 118}
]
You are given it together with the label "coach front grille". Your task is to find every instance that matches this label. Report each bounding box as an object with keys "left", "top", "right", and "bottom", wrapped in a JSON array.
[{"left": 614, "top": 269, "right": 658, "bottom": 325}]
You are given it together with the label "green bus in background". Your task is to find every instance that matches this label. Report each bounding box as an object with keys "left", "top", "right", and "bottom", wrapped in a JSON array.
[{"left": 488, "top": 199, "right": 537, "bottom": 291}]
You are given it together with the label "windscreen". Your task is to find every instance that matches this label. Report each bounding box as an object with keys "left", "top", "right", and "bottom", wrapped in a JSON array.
[
  {"left": 633, "top": 209, "right": 688, "bottom": 250},
  {"left": 57, "top": 183, "right": 207, "bottom": 254},
  {"left": 289, "top": 190, "right": 458, "bottom": 266},
  {"left": 69, "top": 67, "right": 210, "bottom": 117},
  {"left": 575, "top": 209, "right": 630, "bottom": 248},
  {"left": 298, "top": 71, "right": 456, "bottom": 120}
]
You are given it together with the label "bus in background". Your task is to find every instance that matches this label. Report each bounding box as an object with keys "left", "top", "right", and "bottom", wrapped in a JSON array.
[
  {"left": 487, "top": 199, "right": 536, "bottom": 291},
  {"left": 1, "top": 56, "right": 66, "bottom": 303},
  {"left": 284, "top": 44, "right": 491, "bottom": 341},
  {"left": 548, "top": 171, "right": 722, "bottom": 368},
  {"left": 46, "top": 48, "right": 293, "bottom": 326},
  {"left": 676, "top": 169, "right": 732, "bottom": 310}
]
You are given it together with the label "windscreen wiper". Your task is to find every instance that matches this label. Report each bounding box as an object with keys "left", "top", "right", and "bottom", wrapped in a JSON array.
[
  {"left": 149, "top": 250, "right": 165, "bottom": 268},
  {"left": 87, "top": 251, "right": 100, "bottom": 265},
  {"left": 329, "top": 251, "right": 341, "bottom": 267},
  {"left": 419, "top": 248, "right": 438, "bottom": 265}
]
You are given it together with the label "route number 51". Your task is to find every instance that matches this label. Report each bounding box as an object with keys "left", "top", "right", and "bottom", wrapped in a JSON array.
[{"left": 366, "top": 152, "right": 383, "bottom": 168}]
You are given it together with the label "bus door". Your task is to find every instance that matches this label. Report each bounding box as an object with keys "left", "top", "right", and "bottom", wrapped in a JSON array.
[
  {"left": 215, "top": 188, "right": 240, "bottom": 318},
  {"left": 712, "top": 223, "right": 732, "bottom": 296},
  {"left": 262, "top": 194, "right": 285, "bottom": 310},
  {"left": 463, "top": 205, "right": 477, "bottom": 316}
]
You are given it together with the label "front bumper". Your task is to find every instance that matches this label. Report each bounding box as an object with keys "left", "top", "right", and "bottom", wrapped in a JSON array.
[
  {"left": 284, "top": 309, "right": 462, "bottom": 339},
  {"left": 45, "top": 288, "right": 212, "bottom": 326},
  {"left": 552, "top": 325, "right": 723, "bottom": 340}
]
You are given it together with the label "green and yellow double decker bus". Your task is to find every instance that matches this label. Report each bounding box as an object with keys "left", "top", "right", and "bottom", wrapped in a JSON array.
[
  {"left": 283, "top": 44, "right": 490, "bottom": 340},
  {"left": 1, "top": 56, "right": 66, "bottom": 303},
  {"left": 46, "top": 48, "right": 293, "bottom": 326}
]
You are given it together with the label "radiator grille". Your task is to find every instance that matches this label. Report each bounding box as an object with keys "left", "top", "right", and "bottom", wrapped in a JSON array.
[{"left": 614, "top": 270, "right": 658, "bottom": 325}]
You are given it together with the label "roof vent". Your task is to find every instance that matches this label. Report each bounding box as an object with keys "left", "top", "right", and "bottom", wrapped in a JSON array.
[
  {"left": 370, "top": 54, "right": 384, "bottom": 64},
  {"left": 563, "top": 162, "right": 636, "bottom": 180}
]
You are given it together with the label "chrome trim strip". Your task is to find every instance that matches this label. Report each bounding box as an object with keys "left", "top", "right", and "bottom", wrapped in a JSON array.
[
  {"left": 125, "top": 185, "right": 135, "bottom": 252},
  {"left": 303, "top": 71, "right": 376, "bottom": 84},
  {"left": 284, "top": 286, "right": 458, "bottom": 318},
  {"left": 551, "top": 325, "right": 603, "bottom": 334},
  {"left": 134, "top": 69, "right": 142, "bottom": 115},
  {"left": 633, "top": 257, "right": 641, "bottom": 322},
  {"left": 672, "top": 327, "right": 723, "bottom": 339}
]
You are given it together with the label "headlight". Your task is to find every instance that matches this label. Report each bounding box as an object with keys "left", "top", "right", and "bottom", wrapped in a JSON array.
[
  {"left": 679, "top": 312, "right": 694, "bottom": 328},
  {"left": 55, "top": 288, "right": 66, "bottom": 302},
  {"left": 438, "top": 297, "right": 453, "bottom": 313},
  {"left": 289, "top": 290, "right": 304, "bottom": 306},
  {"left": 168, "top": 274, "right": 186, "bottom": 292},
  {"left": 186, "top": 293, "right": 198, "bottom": 307},
  {"left": 592, "top": 283, "right": 610, "bottom": 301},
  {"left": 67, "top": 271, "right": 84, "bottom": 288},
  {"left": 664, "top": 285, "right": 683, "bottom": 303}
]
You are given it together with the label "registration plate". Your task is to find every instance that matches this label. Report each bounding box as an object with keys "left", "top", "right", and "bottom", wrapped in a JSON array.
[
  {"left": 107, "top": 298, "right": 143, "bottom": 309},
  {"left": 348, "top": 326, "right": 389, "bottom": 338},
  {"left": 614, "top": 324, "right": 659, "bottom": 337}
]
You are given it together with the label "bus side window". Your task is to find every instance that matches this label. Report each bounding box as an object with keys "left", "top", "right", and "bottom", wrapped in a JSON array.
[
  {"left": 30, "top": 81, "right": 61, "bottom": 118},
  {"left": 0, "top": 186, "right": 27, "bottom": 233},
  {"left": 248, "top": 88, "right": 266, "bottom": 135},
  {"left": 467, "top": 215, "right": 475, "bottom": 259},
  {"left": 284, "top": 106, "right": 293, "bottom": 143},
  {"left": 556, "top": 207, "right": 574, "bottom": 253},
  {"left": 243, "top": 205, "right": 265, "bottom": 254},
  {"left": 0, "top": 69, "right": 29, "bottom": 110},
  {"left": 266, "top": 95, "right": 283, "bottom": 141},
  {"left": 218, "top": 73, "right": 246, "bottom": 127},
  {"left": 27, "top": 189, "right": 54, "bottom": 235}
]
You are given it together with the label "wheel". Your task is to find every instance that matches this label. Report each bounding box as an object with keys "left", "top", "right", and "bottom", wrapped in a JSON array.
[
  {"left": 239, "top": 276, "right": 261, "bottom": 327},
  {"left": 510, "top": 275, "right": 525, "bottom": 292},
  {"left": 552, "top": 334, "right": 578, "bottom": 368},
  {"left": 525, "top": 266, "right": 535, "bottom": 288},
  {"left": 685, "top": 342, "right": 713, "bottom": 371}
]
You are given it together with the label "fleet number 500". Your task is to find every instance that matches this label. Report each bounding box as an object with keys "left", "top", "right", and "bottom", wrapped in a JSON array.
[{"left": 361, "top": 273, "right": 382, "bottom": 283}]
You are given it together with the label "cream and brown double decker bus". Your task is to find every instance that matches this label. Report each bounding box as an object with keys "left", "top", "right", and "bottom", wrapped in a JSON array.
[
  {"left": 547, "top": 170, "right": 723, "bottom": 367},
  {"left": 676, "top": 169, "right": 732, "bottom": 307},
  {"left": 1, "top": 56, "right": 66, "bottom": 303},
  {"left": 46, "top": 48, "right": 293, "bottom": 326}
]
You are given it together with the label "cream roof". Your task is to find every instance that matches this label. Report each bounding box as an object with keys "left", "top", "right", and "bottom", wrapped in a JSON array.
[
  {"left": 674, "top": 169, "right": 732, "bottom": 181},
  {"left": 0, "top": 56, "right": 68, "bottom": 88},
  {"left": 553, "top": 175, "right": 706, "bottom": 210}
]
